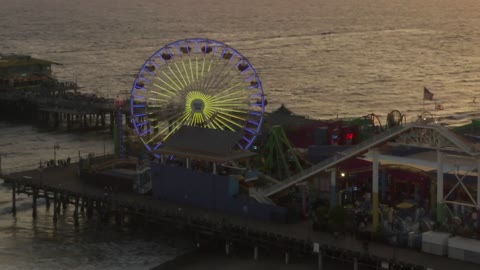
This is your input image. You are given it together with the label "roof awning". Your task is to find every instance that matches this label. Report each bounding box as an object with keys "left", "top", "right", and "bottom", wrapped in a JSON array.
[
  {"left": 153, "top": 126, "right": 256, "bottom": 162},
  {"left": 154, "top": 146, "right": 256, "bottom": 163}
]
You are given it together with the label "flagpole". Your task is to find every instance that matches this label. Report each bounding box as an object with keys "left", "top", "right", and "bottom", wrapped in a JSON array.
[{"left": 422, "top": 87, "right": 425, "bottom": 112}]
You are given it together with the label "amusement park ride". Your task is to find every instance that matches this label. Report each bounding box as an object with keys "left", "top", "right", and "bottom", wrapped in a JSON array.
[
  {"left": 123, "top": 37, "right": 469, "bottom": 217},
  {"left": 125, "top": 37, "right": 415, "bottom": 184},
  {"left": 78, "top": 38, "right": 480, "bottom": 264},
  {"left": 129, "top": 38, "right": 266, "bottom": 154}
]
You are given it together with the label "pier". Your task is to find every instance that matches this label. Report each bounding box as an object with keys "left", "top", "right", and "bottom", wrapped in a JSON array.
[
  {"left": 2, "top": 161, "right": 479, "bottom": 270},
  {"left": 0, "top": 85, "right": 130, "bottom": 130},
  {"left": 0, "top": 54, "right": 131, "bottom": 130}
]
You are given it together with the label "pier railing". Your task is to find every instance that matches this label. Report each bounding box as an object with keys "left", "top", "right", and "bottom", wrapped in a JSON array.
[{"left": 0, "top": 152, "right": 114, "bottom": 177}]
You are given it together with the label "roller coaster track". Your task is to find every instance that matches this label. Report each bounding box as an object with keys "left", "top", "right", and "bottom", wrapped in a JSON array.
[{"left": 258, "top": 123, "right": 480, "bottom": 199}]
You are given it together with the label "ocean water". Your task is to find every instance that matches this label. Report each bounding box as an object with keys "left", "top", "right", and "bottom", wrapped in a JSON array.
[
  {"left": 0, "top": 180, "right": 180, "bottom": 270},
  {"left": 1, "top": 0, "right": 480, "bottom": 268}
]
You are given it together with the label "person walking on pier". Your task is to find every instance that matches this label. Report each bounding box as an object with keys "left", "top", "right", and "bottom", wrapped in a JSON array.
[{"left": 363, "top": 240, "right": 369, "bottom": 253}]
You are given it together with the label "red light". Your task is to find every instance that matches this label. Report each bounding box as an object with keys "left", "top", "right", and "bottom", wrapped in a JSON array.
[{"left": 345, "top": 133, "right": 354, "bottom": 140}]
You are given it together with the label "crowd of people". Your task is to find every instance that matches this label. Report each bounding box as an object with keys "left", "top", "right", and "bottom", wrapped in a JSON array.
[{"left": 39, "top": 157, "right": 71, "bottom": 169}]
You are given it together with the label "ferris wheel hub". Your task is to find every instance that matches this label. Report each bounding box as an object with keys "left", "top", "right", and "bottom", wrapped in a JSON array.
[
  {"left": 191, "top": 99, "right": 205, "bottom": 113},
  {"left": 186, "top": 91, "right": 210, "bottom": 114}
]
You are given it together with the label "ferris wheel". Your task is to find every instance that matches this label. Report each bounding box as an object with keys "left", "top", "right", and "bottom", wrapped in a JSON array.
[{"left": 130, "top": 38, "right": 266, "bottom": 154}]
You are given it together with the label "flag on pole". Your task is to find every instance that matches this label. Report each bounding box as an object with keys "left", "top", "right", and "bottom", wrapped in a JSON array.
[{"left": 423, "top": 87, "right": 434, "bottom": 101}]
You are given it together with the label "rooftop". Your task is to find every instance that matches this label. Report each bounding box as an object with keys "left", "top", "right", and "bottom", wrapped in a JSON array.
[
  {"left": 0, "top": 54, "right": 58, "bottom": 68},
  {"left": 153, "top": 126, "right": 256, "bottom": 162}
]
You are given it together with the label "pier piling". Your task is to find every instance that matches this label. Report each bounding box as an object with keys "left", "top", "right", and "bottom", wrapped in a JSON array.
[
  {"left": 225, "top": 241, "right": 230, "bottom": 256},
  {"left": 73, "top": 196, "right": 79, "bottom": 227},
  {"left": 56, "top": 195, "right": 63, "bottom": 214},
  {"left": 62, "top": 195, "right": 68, "bottom": 211},
  {"left": 44, "top": 190, "right": 50, "bottom": 210},
  {"left": 53, "top": 192, "right": 58, "bottom": 224},
  {"left": 86, "top": 199, "right": 93, "bottom": 219},
  {"left": 80, "top": 197, "right": 85, "bottom": 214},
  {"left": 11, "top": 182, "right": 16, "bottom": 216},
  {"left": 2, "top": 169, "right": 434, "bottom": 270},
  {"left": 32, "top": 188, "right": 37, "bottom": 218}
]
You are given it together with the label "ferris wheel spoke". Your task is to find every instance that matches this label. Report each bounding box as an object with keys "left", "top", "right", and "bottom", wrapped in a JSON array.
[
  {"left": 212, "top": 96, "right": 248, "bottom": 104},
  {"left": 173, "top": 62, "right": 189, "bottom": 87},
  {"left": 162, "top": 113, "right": 191, "bottom": 141},
  {"left": 148, "top": 92, "right": 172, "bottom": 103},
  {"left": 190, "top": 113, "right": 199, "bottom": 126},
  {"left": 147, "top": 112, "right": 190, "bottom": 144},
  {"left": 148, "top": 104, "right": 171, "bottom": 108},
  {"left": 154, "top": 109, "right": 184, "bottom": 124},
  {"left": 200, "top": 58, "right": 232, "bottom": 94},
  {"left": 203, "top": 64, "right": 236, "bottom": 93},
  {"left": 148, "top": 97, "right": 170, "bottom": 105},
  {"left": 201, "top": 56, "right": 206, "bottom": 77},
  {"left": 181, "top": 57, "right": 193, "bottom": 85},
  {"left": 181, "top": 59, "right": 192, "bottom": 84},
  {"left": 209, "top": 55, "right": 242, "bottom": 82},
  {"left": 208, "top": 71, "right": 244, "bottom": 97},
  {"left": 215, "top": 114, "right": 243, "bottom": 129},
  {"left": 216, "top": 111, "right": 247, "bottom": 122},
  {"left": 201, "top": 112, "right": 215, "bottom": 129},
  {"left": 207, "top": 56, "right": 214, "bottom": 73},
  {"left": 195, "top": 57, "right": 199, "bottom": 80},
  {"left": 161, "top": 71, "right": 183, "bottom": 92},
  {"left": 208, "top": 82, "right": 242, "bottom": 100},
  {"left": 167, "top": 66, "right": 185, "bottom": 89},
  {"left": 211, "top": 107, "right": 249, "bottom": 114},
  {"left": 210, "top": 102, "right": 249, "bottom": 107},
  {"left": 146, "top": 109, "right": 182, "bottom": 122},
  {"left": 188, "top": 57, "right": 195, "bottom": 83},
  {"left": 211, "top": 88, "right": 247, "bottom": 102},
  {"left": 153, "top": 83, "right": 177, "bottom": 97},
  {"left": 209, "top": 117, "right": 224, "bottom": 130},
  {"left": 211, "top": 116, "right": 235, "bottom": 131}
]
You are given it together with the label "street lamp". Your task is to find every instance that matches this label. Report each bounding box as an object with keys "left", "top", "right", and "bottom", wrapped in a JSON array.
[
  {"left": 0, "top": 153, "right": 3, "bottom": 176},
  {"left": 103, "top": 134, "right": 106, "bottom": 159},
  {"left": 53, "top": 142, "right": 60, "bottom": 166},
  {"left": 392, "top": 234, "right": 397, "bottom": 261}
]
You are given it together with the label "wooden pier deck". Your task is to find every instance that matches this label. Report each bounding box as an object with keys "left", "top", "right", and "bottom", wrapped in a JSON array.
[
  {"left": 2, "top": 164, "right": 479, "bottom": 270},
  {"left": 0, "top": 86, "right": 130, "bottom": 129}
]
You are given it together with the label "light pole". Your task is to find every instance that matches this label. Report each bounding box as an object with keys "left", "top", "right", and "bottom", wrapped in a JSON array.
[
  {"left": 392, "top": 234, "right": 397, "bottom": 261},
  {"left": 53, "top": 142, "right": 60, "bottom": 166},
  {"left": 0, "top": 153, "right": 3, "bottom": 176},
  {"left": 103, "top": 134, "right": 106, "bottom": 159}
]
